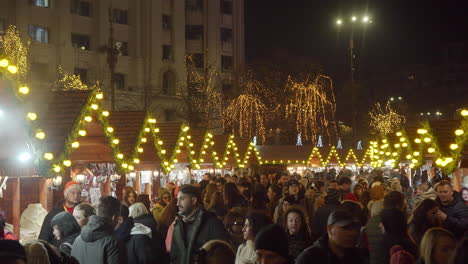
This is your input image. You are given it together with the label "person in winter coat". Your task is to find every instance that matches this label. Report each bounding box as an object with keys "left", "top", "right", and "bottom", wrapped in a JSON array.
[
  {"left": 71, "top": 196, "right": 122, "bottom": 264},
  {"left": 365, "top": 191, "right": 406, "bottom": 264},
  {"left": 171, "top": 184, "right": 230, "bottom": 264},
  {"left": 73, "top": 203, "right": 95, "bottom": 227},
  {"left": 114, "top": 204, "right": 159, "bottom": 264},
  {"left": 311, "top": 188, "right": 342, "bottom": 240},
  {"left": 296, "top": 210, "right": 367, "bottom": 264},
  {"left": 284, "top": 206, "right": 311, "bottom": 260},
  {"left": 39, "top": 181, "right": 82, "bottom": 247},
  {"left": 236, "top": 211, "right": 272, "bottom": 264},
  {"left": 51, "top": 212, "right": 81, "bottom": 256},
  {"left": 379, "top": 208, "right": 418, "bottom": 263},
  {"left": 408, "top": 199, "right": 441, "bottom": 245},
  {"left": 129, "top": 202, "right": 167, "bottom": 263},
  {"left": 434, "top": 181, "right": 468, "bottom": 240},
  {"left": 152, "top": 188, "right": 171, "bottom": 222}
]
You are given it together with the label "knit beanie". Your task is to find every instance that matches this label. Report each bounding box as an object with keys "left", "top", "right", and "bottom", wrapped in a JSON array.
[
  {"left": 64, "top": 181, "right": 82, "bottom": 197},
  {"left": 255, "top": 224, "right": 289, "bottom": 260},
  {"left": 0, "top": 239, "right": 26, "bottom": 260}
]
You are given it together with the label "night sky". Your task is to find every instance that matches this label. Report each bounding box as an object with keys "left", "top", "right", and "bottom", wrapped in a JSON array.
[{"left": 245, "top": 0, "right": 468, "bottom": 87}]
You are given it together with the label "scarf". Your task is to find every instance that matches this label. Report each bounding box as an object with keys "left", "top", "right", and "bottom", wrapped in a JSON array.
[{"left": 180, "top": 207, "right": 201, "bottom": 223}]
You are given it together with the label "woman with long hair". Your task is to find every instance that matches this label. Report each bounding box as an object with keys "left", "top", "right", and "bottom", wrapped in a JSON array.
[
  {"left": 266, "top": 184, "right": 282, "bottom": 218},
  {"left": 203, "top": 183, "right": 219, "bottom": 208},
  {"left": 208, "top": 191, "right": 227, "bottom": 218},
  {"left": 417, "top": 228, "right": 456, "bottom": 264},
  {"left": 123, "top": 187, "right": 137, "bottom": 207},
  {"left": 152, "top": 188, "right": 171, "bottom": 222},
  {"left": 224, "top": 182, "right": 248, "bottom": 210},
  {"left": 283, "top": 206, "right": 311, "bottom": 260},
  {"left": 408, "top": 199, "right": 441, "bottom": 245},
  {"left": 235, "top": 211, "right": 272, "bottom": 264}
]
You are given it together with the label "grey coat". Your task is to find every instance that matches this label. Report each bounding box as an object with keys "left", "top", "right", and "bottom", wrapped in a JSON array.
[{"left": 71, "top": 215, "right": 121, "bottom": 264}]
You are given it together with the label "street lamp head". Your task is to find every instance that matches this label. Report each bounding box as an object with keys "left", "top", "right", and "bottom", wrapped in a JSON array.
[
  {"left": 362, "top": 16, "right": 370, "bottom": 23},
  {"left": 336, "top": 19, "right": 342, "bottom": 25},
  {"left": 351, "top": 16, "right": 357, "bottom": 22}
]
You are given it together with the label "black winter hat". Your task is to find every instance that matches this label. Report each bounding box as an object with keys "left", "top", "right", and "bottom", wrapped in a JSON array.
[
  {"left": 255, "top": 224, "right": 289, "bottom": 260},
  {"left": 0, "top": 239, "right": 27, "bottom": 260}
]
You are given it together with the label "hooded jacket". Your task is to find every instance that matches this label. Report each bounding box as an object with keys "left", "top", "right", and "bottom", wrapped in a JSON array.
[
  {"left": 50, "top": 212, "right": 81, "bottom": 256},
  {"left": 39, "top": 199, "right": 74, "bottom": 247},
  {"left": 296, "top": 234, "right": 368, "bottom": 264},
  {"left": 71, "top": 215, "right": 120, "bottom": 264},
  {"left": 114, "top": 217, "right": 159, "bottom": 264},
  {"left": 436, "top": 192, "right": 468, "bottom": 239},
  {"left": 170, "top": 208, "right": 229, "bottom": 264}
]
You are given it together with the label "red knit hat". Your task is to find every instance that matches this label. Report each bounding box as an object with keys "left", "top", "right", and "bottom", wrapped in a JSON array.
[{"left": 63, "top": 181, "right": 81, "bottom": 197}]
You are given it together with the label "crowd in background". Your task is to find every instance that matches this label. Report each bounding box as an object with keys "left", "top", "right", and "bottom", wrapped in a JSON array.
[{"left": 2, "top": 167, "right": 468, "bottom": 264}]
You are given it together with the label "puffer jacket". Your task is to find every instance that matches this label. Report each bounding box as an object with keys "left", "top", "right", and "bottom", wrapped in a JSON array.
[
  {"left": 50, "top": 212, "right": 81, "bottom": 256},
  {"left": 71, "top": 215, "right": 121, "bottom": 264},
  {"left": 170, "top": 208, "right": 229, "bottom": 264}
]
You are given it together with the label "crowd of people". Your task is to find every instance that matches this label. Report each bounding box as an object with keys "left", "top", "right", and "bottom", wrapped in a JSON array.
[{"left": 1, "top": 168, "right": 468, "bottom": 264}]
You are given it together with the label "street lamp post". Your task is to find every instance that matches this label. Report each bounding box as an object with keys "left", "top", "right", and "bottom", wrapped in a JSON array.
[
  {"left": 335, "top": 15, "right": 372, "bottom": 141},
  {"left": 336, "top": 15, "right": 371, "bottom": 83}
]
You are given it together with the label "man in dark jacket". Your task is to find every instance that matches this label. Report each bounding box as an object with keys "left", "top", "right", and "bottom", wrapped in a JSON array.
[
  {"left": 51, "top": 211, "right": 81, "bottom": 256},
  {"left": 297, "top": 210, "right": 368, "bottom": 264},
  {"left": 435, "top": 180, "right": 468, "bottom": 239},
  {"left": 311, "top": 188, "right": 342, "bottom": 240},
  {"left": 71, "top": 196, "right": 122, "bottom": 264},
  {"left": 39, "top": 181, "right": 82, "bottom": 247},
  {"left": 171, "top": 184, "right": 229, "bottom": 264}
]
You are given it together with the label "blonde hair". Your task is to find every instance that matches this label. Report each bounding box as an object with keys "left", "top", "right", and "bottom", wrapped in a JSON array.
[
  {"left": 419, "top": 228, "right": 456, "bottom": 264},
  {"left": 129, "top": 202, "right": 149, "bottom": 218},
  {"left": 23, "top": 241, "right": 50, "bottom": 264}
]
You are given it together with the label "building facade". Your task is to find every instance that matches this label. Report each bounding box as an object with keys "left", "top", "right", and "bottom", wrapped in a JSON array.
[{"left": 0, "top": 0, "right": 244, "bottom": 121}]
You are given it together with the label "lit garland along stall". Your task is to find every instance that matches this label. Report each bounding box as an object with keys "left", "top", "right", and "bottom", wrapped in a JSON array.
[
  {"left": 232, "top": 137, "right": 260, "bottom": 176},
  {"left": 258, "top": 145, "right": 312, "bottom": 175},
  {"left": 0, "top": 78, "right": 44, "bottom": 237},
  {"left": 195, "top": 131, "right": 217, "bottom": 178},
  {"left": 322, "top": 146, "right": 344, "bottom": 170},
  {"left": 182, "top": 127, "right": 206, "bottom": 181},
  {"left": 356, "top": 146, "right": 373, "bottom": 169},
  {"left": 307, "top": 147, "right": 326, "bottom": 170},
  {"left": 106, "top": 111, "right": 160, "bottom": 197},
  {"left": 211, "top": 134, "right": 232, "bottom": 176},
  {"left": 371, "top": 109, "right": 468, "bottom": 189},
  {"left": 41, "top": 90, "right": 133, "bottom": 205},
  {"left": 156, "top": 123, "right": 193, "bottom": 185},
  {"left": 339, "top": 148, "right": 361, "bottom": 171}
]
